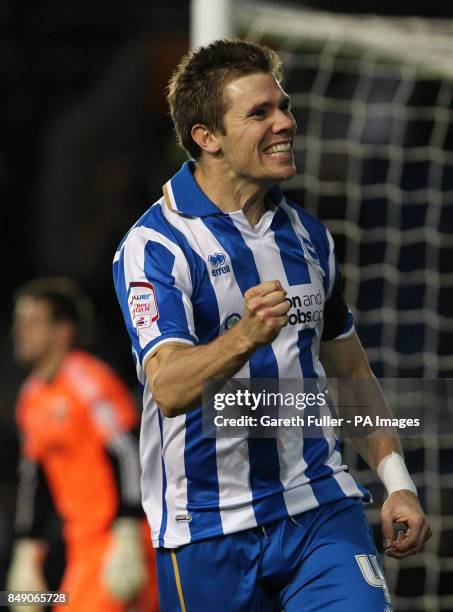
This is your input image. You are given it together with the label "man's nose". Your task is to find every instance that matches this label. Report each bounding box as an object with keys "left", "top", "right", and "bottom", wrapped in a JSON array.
[{"left": 273, "top": 109, "right": 296, "bottom": 134}]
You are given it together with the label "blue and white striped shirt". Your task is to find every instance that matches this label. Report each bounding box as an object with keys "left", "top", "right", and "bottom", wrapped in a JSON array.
[{"left": 113, "top": 161, "right": 369, "bottom": 548}]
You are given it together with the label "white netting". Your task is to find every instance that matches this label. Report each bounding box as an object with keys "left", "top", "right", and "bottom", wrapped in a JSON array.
[{"left": 234, "top": 3, "right": 453, "bottom": 611}]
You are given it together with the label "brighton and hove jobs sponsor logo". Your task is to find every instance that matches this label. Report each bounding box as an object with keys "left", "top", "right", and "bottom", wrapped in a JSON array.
[
  {"left": 222, "top": 289, "right": 323, "bottom": 331},
  {"left": 285, "top": 289, "right": 324, "bottom": 326},
  {"left": 208, "top": 252, "right": 231, "bottom": 277}
]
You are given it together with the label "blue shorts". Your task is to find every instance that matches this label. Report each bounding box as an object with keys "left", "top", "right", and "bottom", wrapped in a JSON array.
[{"left": 156, "top": 497, "right": 392, "bottom": 611}]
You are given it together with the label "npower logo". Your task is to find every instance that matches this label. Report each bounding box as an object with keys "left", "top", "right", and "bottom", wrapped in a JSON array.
[{"left": 285, "top": 289, "right": 324, "bottom": 325}]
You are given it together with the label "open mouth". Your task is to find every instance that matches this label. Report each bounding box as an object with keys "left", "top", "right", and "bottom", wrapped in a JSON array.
[{"left": 263, "top": 141, "right": 293, "bottom": 156}]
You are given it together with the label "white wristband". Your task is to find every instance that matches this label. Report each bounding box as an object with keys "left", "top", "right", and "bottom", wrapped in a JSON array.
[{"left": 376, "top": 452, "right": 417, "bottom": 497}]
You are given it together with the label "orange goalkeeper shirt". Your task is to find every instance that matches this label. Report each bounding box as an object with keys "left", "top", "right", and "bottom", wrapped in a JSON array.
[{"left": 16, "top": 350, "right": 140, "bottom": 543}]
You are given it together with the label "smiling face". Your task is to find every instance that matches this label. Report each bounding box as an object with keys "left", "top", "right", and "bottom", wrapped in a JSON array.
[{"left": 214, "top": 72, "right": 297, "bottom": 186}]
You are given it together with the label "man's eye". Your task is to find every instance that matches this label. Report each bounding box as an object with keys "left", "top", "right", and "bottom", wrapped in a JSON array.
[{"left": 251, "top": 108, "right": 267, "bottom": 118}]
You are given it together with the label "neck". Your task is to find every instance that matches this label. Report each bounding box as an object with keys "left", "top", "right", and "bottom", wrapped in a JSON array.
[
  {"left": 194, "top": 161, "right": 273, "bottom": 227},
  {"left": 33, "top": 347, "right": 69, "bottom": 382}
]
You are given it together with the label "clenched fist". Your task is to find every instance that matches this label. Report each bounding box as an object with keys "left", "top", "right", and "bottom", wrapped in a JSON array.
[{"left": 236, "top": 280, "right": 290, "bottom": 349}]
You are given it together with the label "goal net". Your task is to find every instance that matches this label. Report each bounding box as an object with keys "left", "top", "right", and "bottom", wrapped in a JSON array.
[{"left": 232, "top": 3, "right": 453, "bottom": 611}]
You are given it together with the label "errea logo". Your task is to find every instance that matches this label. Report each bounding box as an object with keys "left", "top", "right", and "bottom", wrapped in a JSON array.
[
  {"left": 208, "top": 252, "right": 226, "bottom": 267},
  {"left": 208, "top": 252, "right": 231, "bottom": 277}
]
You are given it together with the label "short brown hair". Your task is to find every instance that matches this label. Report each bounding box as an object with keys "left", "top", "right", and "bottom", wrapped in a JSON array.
[
  {"left": 14, "top": 277, "right": 94, "bottom": 347},
  {"left": 167, "top": 39, "right": 283, "bottom": 159}
]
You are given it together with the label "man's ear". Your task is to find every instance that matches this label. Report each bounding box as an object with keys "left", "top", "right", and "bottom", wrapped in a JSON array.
[{"left": 191, "top": 124, "right": 221, "bottom": 155}]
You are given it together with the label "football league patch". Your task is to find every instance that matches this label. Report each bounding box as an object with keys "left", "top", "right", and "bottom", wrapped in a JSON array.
[{"left": 128, "top": 282, "right": 159, "bottom": 329}]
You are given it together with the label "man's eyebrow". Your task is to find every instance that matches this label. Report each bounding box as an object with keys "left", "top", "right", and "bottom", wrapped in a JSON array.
[
  {"left": 246, "top": 94, "right": 291, "bottom": 114},
  {"left": 246, "top": 101, "right": 271, "bottom": 114}
]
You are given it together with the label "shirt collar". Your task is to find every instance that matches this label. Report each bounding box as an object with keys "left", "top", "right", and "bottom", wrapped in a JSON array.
[{"left": 162, "top": 160, "right": 284, "bottom": 217}]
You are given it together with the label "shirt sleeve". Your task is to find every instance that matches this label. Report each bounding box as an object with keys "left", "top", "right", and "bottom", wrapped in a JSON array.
[
  {"left": 14, "top": 458, "right": 55, "bottom": 539},
  {"left": 69, "top": 356, "right": 143, "bottom": 516},
  {"left": 322, "top": 228, "right": 354, "bottom": 341},
  {"left": 104, "top": 426, "right": 143, "bottom": 518},
  {"left": 113, "top": 225, "right": 198, "bottom": 367},
  {"left": 90, "top": 379, "right": 143, "bottom": 517},
  {"left": 15, "top": 390, "right": 57, "bottom": 538}
]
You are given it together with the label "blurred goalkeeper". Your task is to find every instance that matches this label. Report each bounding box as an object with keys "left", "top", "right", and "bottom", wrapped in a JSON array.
[{"left": 7, "top": 278, "right": 158, "bottom": 612}]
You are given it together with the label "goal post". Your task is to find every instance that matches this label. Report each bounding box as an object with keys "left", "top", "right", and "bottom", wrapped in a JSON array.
[{"left": 190, "top": 0, "right": 234, "bottom": 48}]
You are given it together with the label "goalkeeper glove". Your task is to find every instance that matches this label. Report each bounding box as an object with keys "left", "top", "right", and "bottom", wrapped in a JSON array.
[
  {"left": 103, "top": 518, "right": 146, "bottom": 602},
  {"left": 6, "top": 539, "right": 47, "bottom": 612}
]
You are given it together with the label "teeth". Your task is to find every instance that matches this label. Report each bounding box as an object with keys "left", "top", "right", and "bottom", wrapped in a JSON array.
[{"left": 265, "top": 142, "right": 292, "bottom": 154}]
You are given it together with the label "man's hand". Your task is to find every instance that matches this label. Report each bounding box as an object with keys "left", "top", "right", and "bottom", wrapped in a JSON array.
[
  {"left": 6, "top": 539, "right": 47, "bottom": 612},
  {"left": 239, "top": 280, "right": 290, "bottom": 348},
  {"left": 381, "top": 490, "right": 432, "bottom": 558},
  {"left": 146, "top": 279, "right": 289, "bottom": 417},
  {"left": 103, "top": 518, "right": 146, "bottom": 602}
]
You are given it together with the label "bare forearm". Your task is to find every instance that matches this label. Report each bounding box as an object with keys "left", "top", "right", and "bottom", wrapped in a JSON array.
[
  {"left": 333, "top": 373, "right": 414, "bottom": 496},
  {"left": 321, "top": 333, "right": 403, "bottom": 470},
  {"left": 147, "top": 323, "right": 255, "bottom": 417},
  {"left": 340, "top": 375, "right": 403, "bottom": 469},
  {"left": 350, "top": 433, "right": 402, "bottom": 471},
  {"left": 335, "top": 375, "right": 403, "bottom": 470},
  {"left": 148, "top": 281, "right": 290, "bottom": 417}
]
